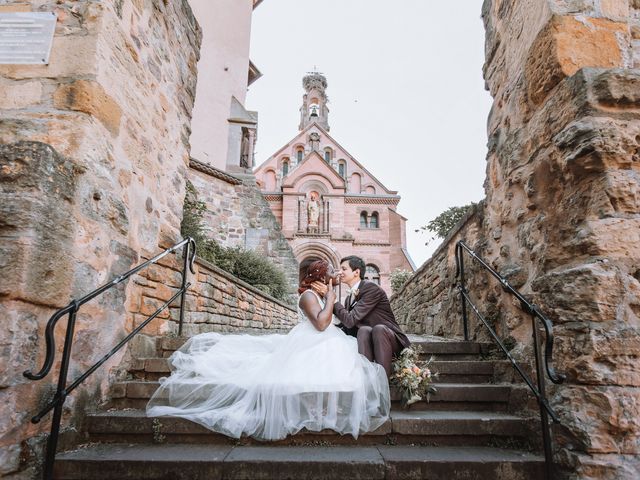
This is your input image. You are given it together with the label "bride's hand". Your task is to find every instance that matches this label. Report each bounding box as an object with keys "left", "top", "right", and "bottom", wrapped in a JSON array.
[
  {"left": 310, "top": 281, "right": 328, "bottom": 297},
  {"left": 325, "top": 278, "right": 336, "bottom": 301}
]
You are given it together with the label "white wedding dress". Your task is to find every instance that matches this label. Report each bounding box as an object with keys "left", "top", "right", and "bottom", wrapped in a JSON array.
[{"left": 146, "top": 292, "right": 390, "bottom": 441}]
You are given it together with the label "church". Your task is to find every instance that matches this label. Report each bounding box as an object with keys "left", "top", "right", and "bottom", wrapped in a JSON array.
[{"left": 254, "top": 73, "right": 415, "bottom": 293}]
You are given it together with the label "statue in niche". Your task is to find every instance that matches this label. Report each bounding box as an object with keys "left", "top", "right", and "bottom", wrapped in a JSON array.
[
  {"left": 306, "top": 192, "right": 320, "bottom": 233},
  {"left": 309, "top": 132, "right": 320, "bottom": 151}
]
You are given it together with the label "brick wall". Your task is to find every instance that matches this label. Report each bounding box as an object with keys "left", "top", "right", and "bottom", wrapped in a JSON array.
[{"left": 130, "top": 253, "right": 298, "bottom": 338}]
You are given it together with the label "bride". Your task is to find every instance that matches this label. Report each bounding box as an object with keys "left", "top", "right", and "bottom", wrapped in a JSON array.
[{"left": 146, "top": 260, "right": 390, "bottom": 441}]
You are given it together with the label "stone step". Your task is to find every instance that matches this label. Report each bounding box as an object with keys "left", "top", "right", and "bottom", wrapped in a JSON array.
[
  {"left": 155, "top": 336, "right": 490, "bottom": 359},
  {"left": 107, "top": 381, "right": 513, "bottom": 412},
  {"left": 86, "top": 409, "right": 533, "bottom": 447},
  {"left": 54, "top": 444, "right": 544, "bottom": 480},
  {"left": 129, "top": 357, "right": 502, "bottom": 383}
]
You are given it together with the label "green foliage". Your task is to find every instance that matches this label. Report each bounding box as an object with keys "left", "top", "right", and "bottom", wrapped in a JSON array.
[
  {"left": 390, "top": 268, "right": 413, "bottom": 295},
  {"left": 415, "top": 203, "right": 475, "bottom": 245},
  {"left": 181, "top": 181, "right": 290, "bottom": 301}
]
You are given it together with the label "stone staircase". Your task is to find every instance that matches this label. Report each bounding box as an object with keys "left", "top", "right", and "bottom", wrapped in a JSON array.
[{"left": 53, "top": 335, "right": 545, "bottom": 479}]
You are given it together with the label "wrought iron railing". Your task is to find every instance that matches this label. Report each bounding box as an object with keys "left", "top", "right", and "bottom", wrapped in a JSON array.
[
  {"left": 23, "top": 237, "right": 196, "bottom": 480},
  {"left": 454, "top": 240, "right": 565, "bottom": 479}
]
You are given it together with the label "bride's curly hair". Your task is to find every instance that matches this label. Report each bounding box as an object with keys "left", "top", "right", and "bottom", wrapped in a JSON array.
[{"left": 298, "top": 260, "right": 329, "bottom": 294}]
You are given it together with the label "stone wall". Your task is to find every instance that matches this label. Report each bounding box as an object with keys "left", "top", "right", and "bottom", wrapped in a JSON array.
[
  {"left": 481, "top": 1, "right": 640, "bottom": 477},
  {"left": 0, "top": 1, "right": 201, "bottom": 477},
  {"left": 390, "top": 205, "right": 486, "bottom": 338},
  {"left": 189, "top": 159, "right": 300, "bottom": 297},
  {"left": 129, "top": 254, "right": 298, "bottom": 342},
  {"left": 394, "top": 1, "right": 640, "bottom": 477}
]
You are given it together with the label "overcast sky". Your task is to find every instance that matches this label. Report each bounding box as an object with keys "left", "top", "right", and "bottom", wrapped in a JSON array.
[{"left": 247, "top": 0, "right": 492, "bottom": 268}]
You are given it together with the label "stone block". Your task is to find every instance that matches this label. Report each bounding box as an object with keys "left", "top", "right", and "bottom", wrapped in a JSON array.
[
  {"left": 600, "top": 0, "right": 630, "bottom": 19},
  {"left": 532, "top": 263, "right": 624, "bottom": 323},
  {"left": 525, "top": 16, "right": 626, "bottom": 105},
  {"left": 0, "top": 34, "right": 98, "bottom": 79},
  {"left": 54, "top": 80, "right": 122, "bottom": 135},
  {"left": 0, "top": 142, "right": 78, "bottom": 305},
  {"left": 0, "top": 443, "right": 21, "bottom": 475},
  {"left": 0, "top": 81, "right": 42, "bottom": 109},
  {"left": 554, "top": 385, "right": 640, "bottom": 453},
  {"left": 559, "top": 451, "right": 640, "bottom": 480}
]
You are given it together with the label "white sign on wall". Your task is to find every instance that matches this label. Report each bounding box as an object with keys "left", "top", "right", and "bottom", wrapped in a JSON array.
[{"left": 0, "top": 12, "right": 57, "bottom": 65}]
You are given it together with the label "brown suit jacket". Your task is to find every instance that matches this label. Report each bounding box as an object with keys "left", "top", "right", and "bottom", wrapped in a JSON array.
[{"left": 333, "top": 280, "right": 410, "bottom": 348}]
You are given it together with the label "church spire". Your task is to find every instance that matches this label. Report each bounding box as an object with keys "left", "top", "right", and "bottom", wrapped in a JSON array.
[{"left": 299, "top": 72, "right": 330, "bottom": 131}]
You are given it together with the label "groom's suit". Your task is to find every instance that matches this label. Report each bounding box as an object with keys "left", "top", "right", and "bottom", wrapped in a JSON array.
[
  {"left": 336, "top": 292, "right": 359, "bottom": 338},
  {"left": 333, "top": 280, "right": 410, "bottom": 376}
]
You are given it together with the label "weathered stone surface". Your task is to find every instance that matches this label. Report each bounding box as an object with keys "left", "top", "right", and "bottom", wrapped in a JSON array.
[
  {"left": 188, "top": 166, "right": 299, "bottom": 300},
  {"left": 0, "top": 142, "right": 78, "bottom": 306},
  {"left": 395, "top": 3, "right": 640, "bottom": 477},
  {"left": 0, "top": 1, "right": 202, "bottom": 476},
  {"left": 54, "top": 80, "right": 123, "bottom": 135},
  {"left": 0, "top": 443, "right": 21, "bottom": 475},
  {"left": 0, "top": 80, "right": 42, "bottom": 109},
  {"left": 559, "top": 451, "right": 640, "bottom": 480}
]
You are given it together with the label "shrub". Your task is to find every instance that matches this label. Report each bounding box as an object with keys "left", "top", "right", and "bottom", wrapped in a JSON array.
[
  {"left": 181, "top": 181, "right": 290, "bottom": 301},
  {"left": 390, "top": 268, "right": 413, "bottom": 295},
  {"left": 415, "top": 203, "right": 476, "bottom": 245}
]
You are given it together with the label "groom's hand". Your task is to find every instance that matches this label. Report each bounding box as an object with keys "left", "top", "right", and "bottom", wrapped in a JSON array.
[{"left": 310, "top": 281, "right": 328, "bottom": 297}]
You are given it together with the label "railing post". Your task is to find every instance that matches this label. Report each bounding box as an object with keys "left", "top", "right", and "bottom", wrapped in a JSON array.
[
  {"left": 178, "top": 240, "right": 190, "bottom": 336},
  {"left": 457, "top": 244, "right": 469, "bottom": 341},
  {"left": 532, "top": 313, "right": 554, "bottom": 479},
  {"left": 42, "top": 304, "right": 78, "bottom": 480}
]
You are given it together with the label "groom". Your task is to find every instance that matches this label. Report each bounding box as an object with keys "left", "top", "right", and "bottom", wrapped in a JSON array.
[{"left": 313, "top": 255, "right": 410, "bottom": 377}]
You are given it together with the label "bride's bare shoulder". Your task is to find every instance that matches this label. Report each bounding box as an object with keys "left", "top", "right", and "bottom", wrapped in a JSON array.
[{"left": 298, "top": 289, "right": 319, "bottom": 307}]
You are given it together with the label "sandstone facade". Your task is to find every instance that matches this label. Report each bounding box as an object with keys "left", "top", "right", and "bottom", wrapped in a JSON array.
[
  {"left": 392, "top": 1, "right": 640, "bottom": 478},
  {"left": 254, "top": 74, "right": 415, "bottom": 295},
  {"left": 0, "top": 1, "right": 200, "bottom": 477}
]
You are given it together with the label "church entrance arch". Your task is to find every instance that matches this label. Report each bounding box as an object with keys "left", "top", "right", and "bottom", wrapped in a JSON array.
[{"left": 294, "top": 242, "right": 341, "bottom": 281}]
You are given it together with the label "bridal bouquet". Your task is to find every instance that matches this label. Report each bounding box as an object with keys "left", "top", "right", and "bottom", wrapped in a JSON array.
[{"left": 391, "top": 346, "right": 437, "bottom": 408}]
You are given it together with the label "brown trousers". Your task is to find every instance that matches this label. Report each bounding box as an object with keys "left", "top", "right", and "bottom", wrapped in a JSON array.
[{"left": 357, "top": 324, "right": 402, "bottom": 377}]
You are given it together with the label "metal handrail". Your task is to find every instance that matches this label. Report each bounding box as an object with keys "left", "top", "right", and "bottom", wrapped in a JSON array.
[
  {"left": 24, "top": 237, "right": 196, "bottom": 480},
  {"left": 454, "top": 240, "right": 566, "bottom": 480}
]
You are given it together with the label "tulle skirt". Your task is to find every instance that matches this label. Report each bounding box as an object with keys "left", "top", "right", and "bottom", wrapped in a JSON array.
[{"left": 146, "top": 320, "right": 390, "bottom": 441}]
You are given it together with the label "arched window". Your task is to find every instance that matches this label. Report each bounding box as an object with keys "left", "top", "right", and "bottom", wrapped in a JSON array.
[
  {"left": 309, "top": 98, "right": 320, "bottom": 118},
  {"left": 296, "top": 148, "right": 304, "bottom": 162},
  {"left": 365, "top": 185, "right": 376, "bottom": 194},
  {"left": 370, "top": 212, "right": 379, "bottom": 229},
  {"left": 365, "top": 264, "right": 380, "bottom": 285},
  {"left": 324, "top": 148, "right": 332, "bottom": 163},
  {"left": 338, "top": 162, "right": 346, "bottom": 178},
  {"left": 360, "top": 211, "right": 368, "bottom": 228},
  {"left": 282, "top": 160, "right": 289, "bottom": 177}
]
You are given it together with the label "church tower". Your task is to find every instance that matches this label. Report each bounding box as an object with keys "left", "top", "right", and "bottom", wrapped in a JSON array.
[
  {"left": 255, "top": 74, "right": 416, "bottom": 295},
  {"left": 299, "top": 72, "right": 330, "bottom": 131}
]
